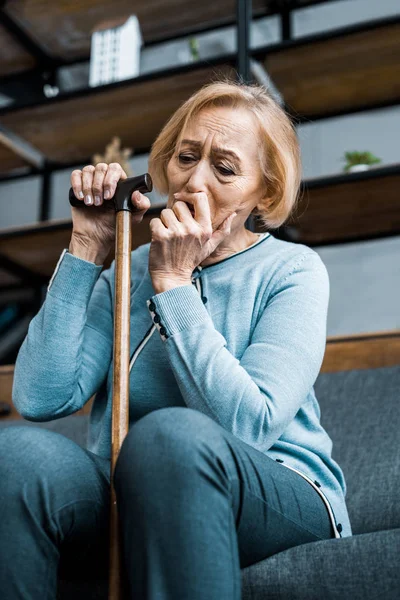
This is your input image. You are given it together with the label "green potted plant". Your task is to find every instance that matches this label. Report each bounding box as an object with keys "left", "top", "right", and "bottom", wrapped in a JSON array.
[
  {"left": 188, "top": 37, "right": 200, "bottom": 61},
  {"left": 343, "top": 151, "right": 382, "bottom": 173}
]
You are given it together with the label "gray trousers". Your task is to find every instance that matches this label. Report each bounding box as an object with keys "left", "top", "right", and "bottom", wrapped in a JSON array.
[{"left": 0, "top": 406, "right": 334, "bottom": 599}]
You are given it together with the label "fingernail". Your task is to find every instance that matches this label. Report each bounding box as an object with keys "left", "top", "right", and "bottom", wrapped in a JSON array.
[
  {"left": 173, "top": 192, "right": 180, "bottom": 198},
  {"left": 85, "top": 195, "right": 93, "bottom": 205},
  {"left": 78, "top": 191, "right": 84, "bottom": 199},
  {"left": 94, "top": 195, "right": 101, "bottom": 205},
  {"left": 104, "top": 190, "right": 110, "bottom": 199}
]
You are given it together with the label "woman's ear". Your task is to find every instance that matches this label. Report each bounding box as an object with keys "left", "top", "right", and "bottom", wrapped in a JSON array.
[{"left": 253, "top": 195, "right": 273, "bottom": 214}]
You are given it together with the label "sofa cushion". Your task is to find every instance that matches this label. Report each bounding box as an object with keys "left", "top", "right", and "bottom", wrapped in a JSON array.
[
  {"left": 314, "top": 364, "right": 400, "bottom": 535},
  {"left": 241, "top": 527, "right": 400, "bottom": 600}
]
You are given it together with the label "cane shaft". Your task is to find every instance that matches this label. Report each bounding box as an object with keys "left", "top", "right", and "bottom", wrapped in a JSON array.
[{"left": 109, "top": 210, "right": 132, "bottom": 599}]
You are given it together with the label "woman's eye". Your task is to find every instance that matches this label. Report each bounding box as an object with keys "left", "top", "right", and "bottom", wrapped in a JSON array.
[
  {"left": 178, "top": 154, "right": 193, "bottom": 163},
  {"left": 177, "top": 154, "right": 234, "bottom": 176},
  {"left": 218, "top": 166, "right": 235, "bottom": 176}
]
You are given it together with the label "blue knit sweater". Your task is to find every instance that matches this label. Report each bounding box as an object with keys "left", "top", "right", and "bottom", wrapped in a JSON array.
[{"left": 13, "top": 231, "right": 352, "bottom": 538}]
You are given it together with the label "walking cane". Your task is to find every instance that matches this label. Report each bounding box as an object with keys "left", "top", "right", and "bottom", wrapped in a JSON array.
[{"left": 69, "top": 173, "right": 153, "bottom": 599}]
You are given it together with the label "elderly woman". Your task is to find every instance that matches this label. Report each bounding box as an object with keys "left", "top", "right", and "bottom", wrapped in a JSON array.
[{"left": 1, "top": 80, "right": 352, "bottom": 599}]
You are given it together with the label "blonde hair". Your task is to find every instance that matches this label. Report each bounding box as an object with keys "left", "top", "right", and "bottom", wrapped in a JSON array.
[{"left": 148, "top": 77, "right": 302, "bottom": 229}]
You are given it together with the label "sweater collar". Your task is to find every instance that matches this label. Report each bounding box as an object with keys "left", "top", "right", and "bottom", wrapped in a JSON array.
[{"left": 192, "top": 232, "right": 271, "bottom": 277}]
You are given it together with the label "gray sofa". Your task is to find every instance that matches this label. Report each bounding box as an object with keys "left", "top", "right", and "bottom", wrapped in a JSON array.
[{"left": 1, "top": 363, "right": 399, "bottom": 599}]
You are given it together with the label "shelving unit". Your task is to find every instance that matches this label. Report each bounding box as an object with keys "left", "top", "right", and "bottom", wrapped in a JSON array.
[
  {"left": 0, "top": 61, "right": 238, "bottom": 169},
  {"left": 0, "top": 206, "right": 162, "bottom": 287},
  {"left": 0, "top": 0, "right": 399, "bottom": 363},
  {"left": 254, "top": 163, "right": 400, "bottom": 245},
  {"left": 0, "top": 1, "right": 339, "bottom": 73},
  {"left": 1, "top": 13, "right": 399, "bottom": 176},
  {"left": 255, "top": 16, "right": 400, "bottom": 121}
]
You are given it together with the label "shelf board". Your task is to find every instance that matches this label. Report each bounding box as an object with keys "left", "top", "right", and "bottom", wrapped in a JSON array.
[
  {"left": 1, "top": 18, "right": 398, "bottom": 176},
  {"left": 260, "top": 163, "right": 400, "bottom": 246},
  {"left": 0, "top": 0, "right": 333, "bottom": 78},
  {"left": 0, "top": 21, "right": 37, "bottom": 77},
  {"left": 321, "top": 330, "right": 400, "bottom": 372},
  {"left": 2, "top": 0, "right": 265, "bottom": 66},
  {"left": 254, "top": 17, "right": 400, "bottom": 120},
  {"left": 0, "top": 207, "right": 163, "bottom": 289},
  {"left": 0, "top": 61, "right": 237, "bottom": 174},
  {"left": 0, "top": 140, "right": 31, "bottom": 174}
]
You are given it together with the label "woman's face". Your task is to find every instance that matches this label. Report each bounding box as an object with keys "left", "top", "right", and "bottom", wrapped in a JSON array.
[{"left": 166, "top": 105, "right": 269, "bottom": 232}]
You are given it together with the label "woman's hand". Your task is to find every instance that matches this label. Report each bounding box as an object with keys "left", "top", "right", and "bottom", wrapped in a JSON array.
[
  {"left": 70, "top": 162, "right": 151, "bottom": 253},
  {"left": 148, "top": 191, "right": 236, "bottom": 293}
]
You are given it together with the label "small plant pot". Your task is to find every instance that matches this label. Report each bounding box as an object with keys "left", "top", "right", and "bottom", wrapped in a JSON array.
[{"left": 347, "top": 164, "right": 370, "bottom": 173}]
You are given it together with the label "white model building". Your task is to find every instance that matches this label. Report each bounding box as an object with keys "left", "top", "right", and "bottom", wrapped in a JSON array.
[{"left": 89, "top": 15, "right": 143, "bottom": 87}]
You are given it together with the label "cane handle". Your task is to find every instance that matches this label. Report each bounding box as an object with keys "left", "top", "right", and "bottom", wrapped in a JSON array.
[{"left": 68, "top": 173, "right": 153, "bottom": 211}]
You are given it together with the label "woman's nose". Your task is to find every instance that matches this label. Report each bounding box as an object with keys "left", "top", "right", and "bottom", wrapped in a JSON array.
[{"left": 185, "top": 160, "right": 210, "bottom": 193}]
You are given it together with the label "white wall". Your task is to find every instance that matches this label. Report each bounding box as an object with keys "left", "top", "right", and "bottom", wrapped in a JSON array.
[
  {"left": 316, "top": 236, "right": 400, "bottom": 336},
  {"left": 293, "top": 0, "right": 399, "bottom": 36},
  {"left": 0, "top": 177, "right": 41, "bottom": 228},
  {"left": 298, "top": 105, "right": 400, "bottom": 180}
]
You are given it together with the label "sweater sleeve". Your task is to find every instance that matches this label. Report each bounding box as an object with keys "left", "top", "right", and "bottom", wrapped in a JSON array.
[
  {"left": 145, "top": 251, "right": 330, "bottom": 452},
  {"left": 12, "top": 249, "right": 115, "bottom": 421}
]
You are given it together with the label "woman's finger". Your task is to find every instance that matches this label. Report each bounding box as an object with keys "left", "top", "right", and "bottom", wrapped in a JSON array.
[
  {"left": 103, "top": 163, "right": 125, "bottom": 200},
  {"left": 92, "top": 163, "right": 108, "bottom": 206},
  {"left": 172, "top": 200, "right": 194, "bottom": 222},
  {"left": 149, "top": 217, "right": 166, "bottom": 239},
  {"left": 174, "top": 191, "right": 212, "bottom": 231},
  {"left": 160, "top": 208, "right": 182, "bottom": 231},
  {"left": 131, "top": 190, "right": 151, "bottom": 211},
  {"left": 81, "top": 165, "right": 96, "bottom": 205},
  {"left": 70, "top": 169, "right": 84, "bottom": 200}
]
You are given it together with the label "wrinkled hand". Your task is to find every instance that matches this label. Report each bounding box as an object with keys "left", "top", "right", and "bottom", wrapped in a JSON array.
[
  {"left": 149, "top": 191, "right": 237, "bottom": 293},
  {"left": 70, "top": 162, "right": 151, "bottom": 251}
]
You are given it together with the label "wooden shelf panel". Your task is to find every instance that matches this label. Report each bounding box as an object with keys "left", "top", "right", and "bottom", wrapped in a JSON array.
[
  {"left": 0, "top": 139, "right": 31, "bottom": 175},
  {"left": 0, "top": 63, "right": 236, "bottom": 170},
  {"left": 1, "top": 1, "right": 336, "bottom": 78},
  {"left": 260, "top": 20, "right": 400, "bottom": 118},
  {"left": 0, "top": 208, "right": 161, "bottom": 289},
  {"left": 322, "top": 330, "right": 400, "bottom": 372},
  {"left": 1, "top": 19, "right": 399, "bottom": 173},
  {"left": 0, "top": 224, "right": 73, "bottom": 280},
  {"left": 273, "top": 165, "right": 400, "bottom": 245},
  {"left": 2, "top": 0, "right": 303, "bottom": 68},
  {"left": 0, "top": 365, "right": 17, "bottom": 420},
  {"left": 0, "top": 1, "right": 337, "bottom": 81},
  {"left": 0, "top": 22, "right": 37, "bottom": 78}
]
